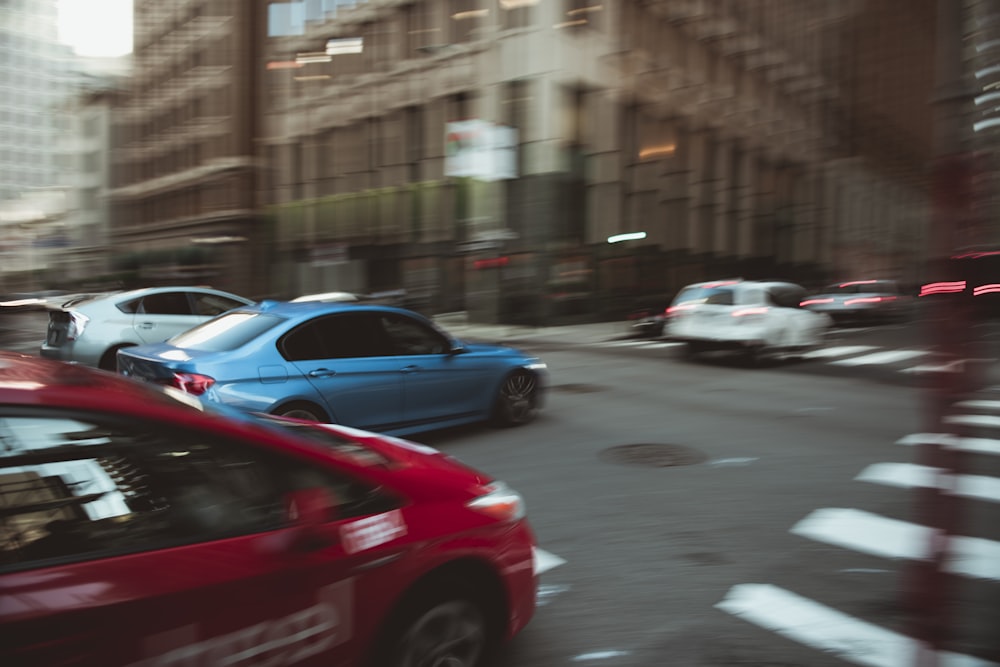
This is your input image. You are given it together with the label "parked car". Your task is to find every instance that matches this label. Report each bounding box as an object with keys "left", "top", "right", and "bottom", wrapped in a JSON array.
[
  {"left": 664, "top": 279, "right": 831, "bottom": 363},
  {"left": 800, "top": 279, "right": 912, "bottom": 324},
  {"left": 0, "top": 351, "right": 537, "bottom": 667},
  {"left": 39, "top": 286, "right": 254, "bottom": 370},
  {"left": 116, "top": 301, "right": 547, "bottom": 436}
]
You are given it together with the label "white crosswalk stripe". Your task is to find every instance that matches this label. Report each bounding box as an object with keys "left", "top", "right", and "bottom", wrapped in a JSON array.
[
  {"left": 830, "top": 349, "right": 927, "bottom": 366},
  {"left": 897, "top": 433, "right": 1000, "bottom": 457},
  {"left": 800, "top": 345, "right": 879, "bottom": 359},
  {"left": 717, "top": 584, "right": 1000, "bottom": 667},
  {"left": 857, "top": 462, "right": 1000, "bottom": 504}
]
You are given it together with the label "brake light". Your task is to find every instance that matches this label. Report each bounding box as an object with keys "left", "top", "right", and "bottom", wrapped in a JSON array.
[
  {"left": 666, "top": 304, "right": 697, "bottom": 316},
  {"left": 66, "top": 312, "right": 90, "bottom": 340},
  {"left": 732, "top": 307, "right": 769, "bottom": 317},
  {"left": 800, "top": 298, "right": 834, "bottom": 307},
  {"left": 170, "top": 372, "right": 215, "bottom": 396},
  {"left": 467, "top": 481, "right": 526, "bottom": 522},
  {"left": 920, "top": 281, "right": 965, "bottom": 296}
]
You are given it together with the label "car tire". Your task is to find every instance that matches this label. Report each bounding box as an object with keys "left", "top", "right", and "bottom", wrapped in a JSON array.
[
  {"left": 492, "top": 370, "right": 538, "bottom": 427},
  {"left": 272, "top": 402, "right": 328, "bottom": 422},
  {"left": 99, "top": 344, "right": 133, "bottom": 372},
  {"left": 380, "top": 586, "right": 491, "bottom": 667}
]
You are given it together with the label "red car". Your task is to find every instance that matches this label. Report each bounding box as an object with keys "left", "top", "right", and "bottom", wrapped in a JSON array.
[{"left": 0, "top": 352, "right": 537, "bottom": 667}]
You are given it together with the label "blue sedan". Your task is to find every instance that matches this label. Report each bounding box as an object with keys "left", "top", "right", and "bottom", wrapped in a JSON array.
[{"left": 116, "top": 301, "right": 547, "bottom": 436}]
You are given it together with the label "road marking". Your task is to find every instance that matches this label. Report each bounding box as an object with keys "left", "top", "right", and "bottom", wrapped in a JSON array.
[
  {"left": 533, "top": 547, "right": 567, "bottom": 575},
  {"left": 954, "top": 399, "right": 1000, "bottom": 411},
  {"left": 572, "top": 651, "right": 631, "bottom": 661},
  {"left": 801, "top": 345, "right": 879, "bottom": 359},
  {"left": 830, "top": 349, "right": 927, "bottom": 366},
  {"left": 897, "top": 433, "right": 1000, "bottom": 457},
  {"left": 791, "top": 508, "right": 1000, "bottom": 580},
  {"left": 903, "top": 360, "right": 964, "bottom": 374},
  {"left": 707, "top": 457, "right": 759, "bottom": 467},
  {"left": 857, "top": 462, "right": 1000, "bottom": 504},
  {"left": 536, "top": 583, "right": 571, "bottom": 607},
  {"left": 945, "top": 414, "right": 1000, "bottom": 429},
  {"left": 716, "top": 583, "right": 1000, "bottom": 667}
]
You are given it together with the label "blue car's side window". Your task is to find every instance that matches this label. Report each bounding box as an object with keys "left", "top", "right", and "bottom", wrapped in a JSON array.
[{"left": 380, "top": 314, "right": 448, "bottom": 355}]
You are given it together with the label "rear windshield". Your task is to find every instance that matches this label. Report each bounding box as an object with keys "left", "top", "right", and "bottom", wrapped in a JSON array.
[
  {"left": 672, "top": 286, "right": 735, "bottom": 306},
  {"left": 822, "top": 281, "right": 898, "bottom": 294},
  {"left": 168, "top": 312, "right": 285, "bottom": 351}
]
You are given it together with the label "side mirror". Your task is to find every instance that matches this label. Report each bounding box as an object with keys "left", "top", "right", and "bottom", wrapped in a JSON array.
[
  {"left": 448, "top": 340, "right": 467, "bottom": 355},
  {"left": 285, "top": 487, "right": 338, "bottom": 551}
]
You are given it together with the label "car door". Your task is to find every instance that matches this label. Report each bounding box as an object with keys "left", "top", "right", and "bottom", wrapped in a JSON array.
[
  {"left": 377, "top": 311, "right": 492, "bottom": 425},
  {"left": 0, "top": 409, "right": 406, "bottom": 667},
  {"left": 132, "top": 291, "right": 202, "bottom": 343},
  {"left": 283, "top": 312, "right": 404, "bottom": 431},
  {"left": 767, "top": 284, "right": 822, "bottom": 345}
]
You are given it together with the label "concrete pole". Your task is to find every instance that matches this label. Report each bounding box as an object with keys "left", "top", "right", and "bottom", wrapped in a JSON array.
[{"left": 906, "top": 1, "right": 971, "bottom": 664}]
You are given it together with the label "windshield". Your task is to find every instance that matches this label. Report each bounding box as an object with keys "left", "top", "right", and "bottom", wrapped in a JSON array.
[{"left": 168, "top": 312, "right": 285, "bottom": 351}]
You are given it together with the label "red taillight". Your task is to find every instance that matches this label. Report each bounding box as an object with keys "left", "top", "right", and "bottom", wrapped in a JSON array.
[
  {"left": 666, "top": 304, "right": 696, "bottom": 316},
  {"left": 844, "top": 296, "right": 888, "bottom": 306},
  {"left": 170, "top": 372, "right": 215, "bottom": 396},
  {"left": 800, "top": 298, "right": 834, "bottom": 307}
]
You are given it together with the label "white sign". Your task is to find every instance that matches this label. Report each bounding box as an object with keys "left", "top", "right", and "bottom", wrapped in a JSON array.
[{"left": 444, "top": 119, "right": 518, "bottom": 181}]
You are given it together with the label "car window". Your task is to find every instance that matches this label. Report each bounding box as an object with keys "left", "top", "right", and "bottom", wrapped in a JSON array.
[
  {"left": 281, "top": 312, "right": 393, "bottom": 361},
  {"left": 769, "top": 285, "right": 807, "bottom": 308},
  {"left": 191, "top": 292, "right": 247, "bottom": 316},
  {"left": 138, "top": 292, "right": 193, "bottom": 315},
  {"left": 0, "top": 412, "right": 391, "bottom": 573},
  {"left": 379, "top": 313, "right": 450, "bottom": 355},
  {"left": 673, "top": 286, "right": 735, "bottom": 306},
  {"left": 169, "top": 312, "right": 285, "bottom": 351}
]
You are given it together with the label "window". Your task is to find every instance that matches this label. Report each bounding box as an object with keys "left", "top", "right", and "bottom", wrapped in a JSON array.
[
  {"left": 379, "top": 313, "right": 450, "bottom": 355},
  {"left": 450, "top": 0, "right": 483, "bottom": 44},
  {"left": 138, "top": 292, "right": 193, "bottom": 315},
  {"left": 500, "top": 0, "right": 532, "bottom": 29},
  {"left": 190, "top": 293, "right": 247, "bottom": 316},
  {"left": 281, "top": 312, "right": 393, "bottom": 361},
  {"left": 0, "top": 412, "right": 388, "bottom": 571}
]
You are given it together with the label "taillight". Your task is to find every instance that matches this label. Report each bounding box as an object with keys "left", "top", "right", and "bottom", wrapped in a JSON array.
[
  {"left": 800, "top": 298, "right": 834, "bottom": 307},
  {"left": 66, "top": 312, "right": 90, "bottom": 340},
  {"left": 844, "top": 297, "right": 889, "bottom": 306},
  {"left": 467, "top": 481, "right": 526, "bottom": 522},
  {"left": 170, "top": 372, "right": 215, "bottom": 396},
  {"left": 666, "top": 304, "right": 696, "bottom": 317}
]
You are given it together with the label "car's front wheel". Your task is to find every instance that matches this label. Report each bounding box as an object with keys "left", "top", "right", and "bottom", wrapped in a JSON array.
[
  {"left": 392, "top": 597, "right": 488, "bottom": 667},
  {"left": 492, "top": 370, "right": 538, "bottom": 426}
]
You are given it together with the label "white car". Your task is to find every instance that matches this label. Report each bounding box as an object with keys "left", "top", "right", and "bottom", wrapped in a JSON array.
[
  {"left": 664, "top": 279, "right": 831, "bottom": 363},
  {"left": 39, "top": 286, "right": 254, "bottom": 370}
]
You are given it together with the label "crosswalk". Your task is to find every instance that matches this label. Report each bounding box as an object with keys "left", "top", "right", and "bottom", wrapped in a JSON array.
[
  {"left": 715, "top": 399, "right": 1000, "bottom": 666},
  {"left": 594, "top": 339, "right": 991, "bottom": 377}
]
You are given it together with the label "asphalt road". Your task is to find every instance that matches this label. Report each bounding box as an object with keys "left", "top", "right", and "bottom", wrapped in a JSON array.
[{"left": 2, "top": 310, "right": 998, "bottom": 665}]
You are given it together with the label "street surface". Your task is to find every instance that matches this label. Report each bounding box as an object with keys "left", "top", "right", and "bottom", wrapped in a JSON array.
[{"left": 2, "top": 310, "right": 998, "bottom": 666}]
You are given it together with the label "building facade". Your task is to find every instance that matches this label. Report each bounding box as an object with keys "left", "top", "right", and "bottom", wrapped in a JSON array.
[
  {"left": 108, "top": 0, "right": 269, "bottom": 298},
  {"left": 260, "top": 0, "right": 937, "bottom": 324}
]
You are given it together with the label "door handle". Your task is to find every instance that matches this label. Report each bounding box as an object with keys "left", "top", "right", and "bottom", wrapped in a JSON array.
[
  {"left": 308, "top": 368, "right": 337, "bottom": 378},
  {"left": 351, "top": 551, "right": 404, "bottom": 573},
  {"left": 400, "top": 365, "right": 421, "bottom": 374},
  {"left": 137, "top": 322, "right": 155, "bottom": 329}
]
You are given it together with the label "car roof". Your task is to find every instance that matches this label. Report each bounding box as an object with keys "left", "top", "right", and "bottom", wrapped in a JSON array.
[
  {"left": 245, "top": 300, "right": 422, "bottom": 319},
  {"left": 682, "top": 279, "right": 803, "bottom": 290}
]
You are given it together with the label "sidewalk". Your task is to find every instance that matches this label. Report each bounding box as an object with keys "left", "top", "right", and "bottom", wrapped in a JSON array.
[{"left": 431, "top": 312, "right": 627, "bottom": 346}]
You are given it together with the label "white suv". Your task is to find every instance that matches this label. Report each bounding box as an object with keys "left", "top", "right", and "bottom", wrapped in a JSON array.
[{"left": 664, "top": 279, "right": 831, "bottom": 363}]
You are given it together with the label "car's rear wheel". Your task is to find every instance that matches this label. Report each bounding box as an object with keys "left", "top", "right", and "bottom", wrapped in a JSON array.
[
  {"left": 272, "top": 402, "right": 327, "bottom": 422},
  {"left": 99, "top": 344, "right": 133, "bottom": 372},
  {"left": 492, "top": 370, "right": 538, "bottom": 426},
  {"left": 392, "top": 597, "right": 488, "bottom": 667}
]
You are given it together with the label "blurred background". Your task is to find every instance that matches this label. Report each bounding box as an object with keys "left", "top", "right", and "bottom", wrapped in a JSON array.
[{"left": 0, "top": 0, "right": 996, "bottom": 325}]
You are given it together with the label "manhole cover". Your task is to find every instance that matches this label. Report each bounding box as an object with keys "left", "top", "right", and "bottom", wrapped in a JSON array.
[
  {"left": 599, "top": 444, "right": 707, "bottom": 468},
  {"left": 552, "top": 383, "right": 605, "bottom": 393}
]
